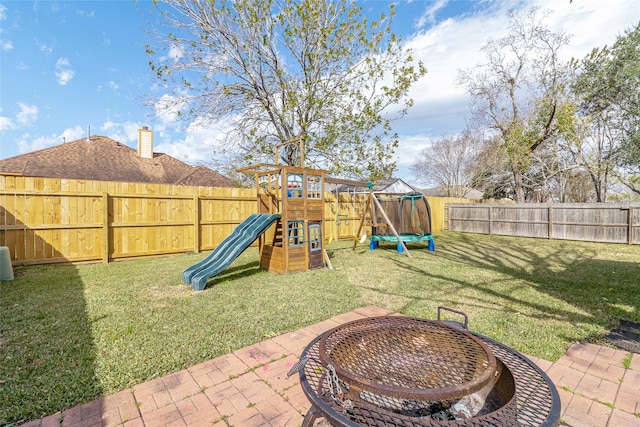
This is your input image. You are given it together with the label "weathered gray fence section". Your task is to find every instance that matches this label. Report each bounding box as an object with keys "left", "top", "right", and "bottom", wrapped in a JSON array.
[{"left": 447, "top": 203, "right": 640, "bottom": 245}]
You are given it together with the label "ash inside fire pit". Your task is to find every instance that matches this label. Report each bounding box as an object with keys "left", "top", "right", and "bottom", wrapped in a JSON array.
[{"left": 355, "top": 357, "right": 515, "bottom": 420}]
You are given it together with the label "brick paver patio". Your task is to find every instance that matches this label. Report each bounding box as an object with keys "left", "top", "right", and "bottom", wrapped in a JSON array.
[{"left": 21, "top": 306, "right": 640, "bottom": 427}]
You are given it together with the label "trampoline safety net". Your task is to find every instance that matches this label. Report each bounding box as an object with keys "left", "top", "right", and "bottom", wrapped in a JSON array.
[{"left": 372, "top": 191, "right": 432, "bottom": 237}]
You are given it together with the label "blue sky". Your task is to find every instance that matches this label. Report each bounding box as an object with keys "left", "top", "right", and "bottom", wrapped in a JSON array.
[{"left": 1, "top": 0, "right": 638, "bottom": 186}]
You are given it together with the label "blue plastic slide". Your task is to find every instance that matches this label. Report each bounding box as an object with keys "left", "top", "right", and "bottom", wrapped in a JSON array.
[{"left": 182, "top": 213, "right": 281, "bottom": 291}]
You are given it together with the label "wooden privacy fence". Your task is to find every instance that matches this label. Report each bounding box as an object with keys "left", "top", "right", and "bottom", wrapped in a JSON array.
[
  {"left": 0, "top": 175, "right": 465, "bottom": 265},
  {"left": 0, "top": 176, "right": 256, "bottom": 265},
  {"left": 447, "top": 203, "right": 640, "bottom": 245}
]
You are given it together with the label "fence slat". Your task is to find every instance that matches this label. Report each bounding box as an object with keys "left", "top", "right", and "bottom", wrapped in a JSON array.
[{"left": 102, "top": 192, "right": 109, "bottom": 263}]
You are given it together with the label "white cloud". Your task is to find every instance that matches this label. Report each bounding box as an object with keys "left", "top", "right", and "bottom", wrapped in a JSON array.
[
  {"left": 55, "top": 57, "right": 75, "bottom": 85},
  {"left": 16, "top": 126, "right": 84, "bottom": 154},
  {"left": 395, "top": 133, "right": 435, "bottom": 186},
  {"left": 154, "top": 93, "right": 187, "bottom": 126},
  {"left": 60, "top": 126, "right": 86, "bottom": 142},
  {"left": 97, "top": 81, "right": 120, "bottom": 93},
  {"left": 537, "top": 0, "right": 638, "bottom": 60},
  {"left": 154, "top": 117, "right": 236, "bottom": 165},
  {"left": 15, "top": 103, "right": 38, "bottom": 126},
  {"left": 0, "top": 103, "right": 38, "bottom": 132},
  {"left": 392, "top": 9, "right": 508, "bottom": 161},
  {"left": 0, "top": 4, "right": 6, "bottom": 20},
  {"left": 37, "top": 39, "right": 53, "bottom": 56},
  {"left": 166, "top": 44, "right": 184, "bottom": 63},
  {"left": 0, "top": 106, "right": 14, "bottom": 132},
  {"left": 17, "top": 133, "right": 48, "bottom": 153},
  {"left": 99, "top": 120, "right": 142, "bottom": 146},
  {"left": 1, "top": 39, "right": 13, "bottom": 51},
  {"left": 76, "top": 9, "right": 95, "bottom": 18},
  {"left": 0, "top": 115, "right": 14, "bottom": 132},
  {"left": 102, "top": 32, "right": 111, "bottom": 47},
  {"left": 55, "top": 69, "right": 75, "bottom": 86},
  {"left": 396, "top": 134, "right": 433, "bottom": 165},
  {"left": 414, "top": 0, "right": 448, "bottom": 30}
]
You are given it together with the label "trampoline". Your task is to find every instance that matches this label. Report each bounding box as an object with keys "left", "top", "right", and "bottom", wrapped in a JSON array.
[{"left": 369, "top": 191, "right": 434, "bottom": 252}]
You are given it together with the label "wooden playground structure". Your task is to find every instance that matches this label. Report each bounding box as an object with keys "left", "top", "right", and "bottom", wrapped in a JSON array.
[{"left": 238, "top": 138, "right": 331, "bottom": 274}]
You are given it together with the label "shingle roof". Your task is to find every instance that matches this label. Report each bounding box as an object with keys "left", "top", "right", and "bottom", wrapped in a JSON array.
[{"left": 0, "top": 135, "right": 236, "bottom": 187}]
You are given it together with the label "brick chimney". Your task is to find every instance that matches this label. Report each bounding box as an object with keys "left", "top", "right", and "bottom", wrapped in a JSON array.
[{"left": 138, "top": 127, "right": 153, "bottom": 159}]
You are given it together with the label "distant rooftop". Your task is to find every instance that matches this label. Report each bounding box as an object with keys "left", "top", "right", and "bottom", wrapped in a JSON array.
[{"left": 0, "top": 133, "right": 236, "bottom": 188}]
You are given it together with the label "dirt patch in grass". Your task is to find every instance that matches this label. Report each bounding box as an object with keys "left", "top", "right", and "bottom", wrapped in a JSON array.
[{"left": 606, "top": 320, "right": 640, "bottom": 353}]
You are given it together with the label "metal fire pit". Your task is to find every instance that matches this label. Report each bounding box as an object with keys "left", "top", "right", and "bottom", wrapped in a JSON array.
[
  {"left": 318, "top": 316, "right": 497, "bottom": 404},
  {"left": 295, "top": 314, "right": 560, "bottom": 427}
]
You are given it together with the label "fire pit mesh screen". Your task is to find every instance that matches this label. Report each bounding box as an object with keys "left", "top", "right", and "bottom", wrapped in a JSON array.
[
  {"left": 300, "top": 318, "right": 560, "bottom": 427},
  {"left": 318, "top": 316, "right": 497, "bottom": 401}
]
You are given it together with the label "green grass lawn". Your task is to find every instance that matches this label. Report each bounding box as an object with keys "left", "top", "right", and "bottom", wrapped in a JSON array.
[{"left": 1, "top": 232, "right": 639, "bottom": 425}]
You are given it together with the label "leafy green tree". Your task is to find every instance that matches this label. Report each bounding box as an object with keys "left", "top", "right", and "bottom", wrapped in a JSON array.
[
  {"left": 572, "top": 22, "right": 640, "bottom": 196},
  {"left": 145, "top": 0, "right": 425, "bottom": 181},
  {"left": 457, "top": 7, "right": 575, "bottom": 202}
]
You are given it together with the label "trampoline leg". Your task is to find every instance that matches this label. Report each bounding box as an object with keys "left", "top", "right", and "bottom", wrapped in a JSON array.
[
  {"left": 397, "top": 242, "right": 403, "bottom": 253},
  {"left": 428, "top": 239, "right": 435, "bottom": 251},
  {"left": 370, "top": 239, "right": 376, "bottom": 250}
]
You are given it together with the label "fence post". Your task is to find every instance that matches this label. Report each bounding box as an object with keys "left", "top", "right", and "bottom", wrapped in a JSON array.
[
  {"left": 193, "top": 194, "right": 200, "bottom": 253},
  {"left": 628, "top": 206, "right": 634, "bottom": 245},
  {"left": 488, "top": 206, "right": 492, "bottom": 235},
  {"left": 548, "top": 206, "right": 553, "bottom": 239},
  {"left": 102, "top": 192, "right": 109, "bottom": 264}
]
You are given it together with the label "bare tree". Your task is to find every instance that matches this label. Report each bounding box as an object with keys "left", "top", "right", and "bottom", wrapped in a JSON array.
[
  {"left": 145, "top": 0, "right": 426, "bottom": 180},
  {"left": 411, "top": 131, "right": 485, "bottom": 197},
  {"left": 457, "top": 7, "right": 575, "bottom": 202}
]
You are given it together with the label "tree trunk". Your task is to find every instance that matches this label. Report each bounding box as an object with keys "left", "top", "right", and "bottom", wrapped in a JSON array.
[{"left": 513, "top": 170, "right": 526, "bottom": 203}]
